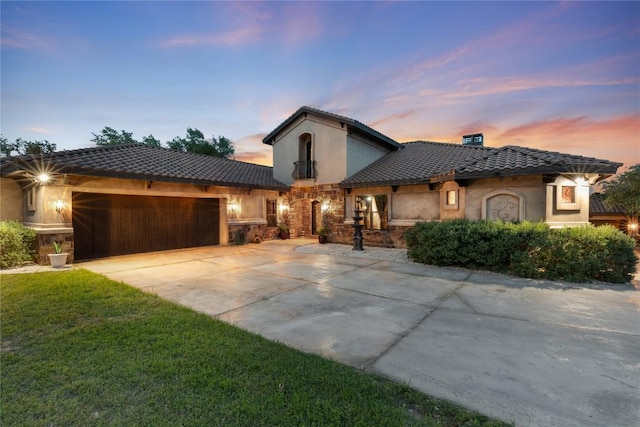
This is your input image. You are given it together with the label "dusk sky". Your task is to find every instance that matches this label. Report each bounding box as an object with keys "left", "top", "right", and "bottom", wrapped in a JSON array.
[{"left": 2, "top": 1, "right": 639, "bottom": 169}]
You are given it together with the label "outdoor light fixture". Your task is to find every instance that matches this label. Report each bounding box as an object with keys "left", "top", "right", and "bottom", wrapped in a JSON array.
[
  {"left": 279, "top": 202, "right": 289, "bottom": 212},
  {"left": 55, "top": 200, "right": 65, "bottom": 213},
  {"left": 38, "top": 173, "right": 50, "bottom": 184},
  {"left": 228, "top": 200, "right": 239, "bottom": 213},
  {"left": 321, "top": 201, "right": 330, "bottom": 213},
  {"left": 629, "top": 221, "right": 638, "bottom": 235}
]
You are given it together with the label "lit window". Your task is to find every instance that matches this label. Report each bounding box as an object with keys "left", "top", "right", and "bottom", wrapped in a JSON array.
[
  {"left": 355, "top": 195, "right": 388, "bottom": 230},
  {"left": 561, "top": 186, "right": 575, "bottom": 204},
  {"left": 266, "top": 198, "right": 277, "bottom": 227},
  {"left": 446, "top": 190, "right": 457, "bottom": 206}
]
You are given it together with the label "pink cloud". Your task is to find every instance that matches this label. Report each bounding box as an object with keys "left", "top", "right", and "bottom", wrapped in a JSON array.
[
  {"left": 160, "top": 26, "right": 264, "bottom": 48},
  {"left": 495, "top": 114, "right": 640, "bottom": 167},
  {"left": 369, "top": 109, "right": 417, "bottom": 128},
  {"left": 1, "top": 26, "right": 56, "bottom": 50},
  {"left": 159, "top": 2, "right": 324, "bottom": 49}
]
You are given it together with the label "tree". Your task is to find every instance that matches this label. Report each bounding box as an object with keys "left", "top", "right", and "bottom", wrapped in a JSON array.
[
  {"left": 601, "top": 164, "right": 640, "bottom": 216},
  {"left": 212, "top": 135, "right": 235, "bottom": 159},
  {"left": 0, "top": 136, "right": 57, "bottom": 156},
  {"left": 141, "top": 134, "right": 162, "bottom": 147},
  {"left": 167, "top": 128, "right": 235, "bottom": 158},
  {"left": 91, "top": 127, "right": 137, "bottom": 146}
]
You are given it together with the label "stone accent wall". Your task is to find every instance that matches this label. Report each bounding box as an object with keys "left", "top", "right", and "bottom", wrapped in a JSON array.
[
  {"left": 286, "top": 184, "right": 345, "bottom": 238},
  {"left": 36, "top": 232, "right": 74, "bottom": 265},
  {"left": 228, "top": 224, "right": 279, "bottom": 244}
]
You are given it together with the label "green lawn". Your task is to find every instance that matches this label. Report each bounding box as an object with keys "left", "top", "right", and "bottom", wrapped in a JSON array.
[{"left": 1, "top": 270, "right": 511, "bottom": 426}]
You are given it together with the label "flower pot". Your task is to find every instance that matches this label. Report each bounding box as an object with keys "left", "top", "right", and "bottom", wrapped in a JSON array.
[
  {"left": 48, "top": 253, "right": 68, "bottom": 268},
  {"left": 318, "top": 235, "right": 328, "bottom": 244}
]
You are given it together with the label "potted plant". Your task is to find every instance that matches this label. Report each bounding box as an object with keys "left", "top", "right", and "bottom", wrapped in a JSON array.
[
  {"left": 317, "top": 227, "right": 329, "bottom": 244},
  {"left": 48, "top": 240, "right": 69, "bottom": 268},
  {"left": 278, "top": 224, "right": 290, "bottom": 240}
]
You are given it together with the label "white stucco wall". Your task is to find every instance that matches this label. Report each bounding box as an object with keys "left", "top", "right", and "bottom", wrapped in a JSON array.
[
  {"left": 270, "top": 114, "right": 395, "bottom": 187},
  {"left": 346, "top": 134, "right": 394, "bottom": 178},
  {"left": 544, "top": 175, "right": 591, "bottom": 227},
  {"left": 271, "top": 114, "right": 349, "bottom": 186}
]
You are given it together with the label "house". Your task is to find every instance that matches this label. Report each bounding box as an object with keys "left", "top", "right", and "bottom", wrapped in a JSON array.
[
  {"left": 0, "top": 145, "right": 288, "bottom": 263},
  {"left": 263, "top": 106, "right": 622, "bottom": 247},
  {"left": 0, "top": 106, "right": 622, "bottom": 263}
]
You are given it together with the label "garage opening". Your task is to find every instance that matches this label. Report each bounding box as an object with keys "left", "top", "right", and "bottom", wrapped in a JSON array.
[{"left": 73, "top": 192, "right": 220, "bottom": 260}]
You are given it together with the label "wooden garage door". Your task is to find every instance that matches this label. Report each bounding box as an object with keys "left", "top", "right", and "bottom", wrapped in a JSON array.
[{"left": 73, "top": 193, "right": 219, "bottom": 260}]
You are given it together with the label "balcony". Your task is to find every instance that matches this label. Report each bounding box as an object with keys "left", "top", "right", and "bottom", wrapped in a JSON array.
[{"left": 292, "top": 161, "right": 317, "bottom": 180}]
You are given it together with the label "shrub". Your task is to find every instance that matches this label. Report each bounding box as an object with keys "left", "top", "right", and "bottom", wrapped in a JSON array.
[
  {"left": 405, "top": 220, "right": 637, "bottom": 283},
  {"left": 0, "top": 221, "right": 37, "bottom": 269}
]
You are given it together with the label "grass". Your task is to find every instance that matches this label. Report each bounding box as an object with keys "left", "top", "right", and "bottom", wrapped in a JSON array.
[{"left": 1, "top": 270, "right": 511, "bottom": 427}]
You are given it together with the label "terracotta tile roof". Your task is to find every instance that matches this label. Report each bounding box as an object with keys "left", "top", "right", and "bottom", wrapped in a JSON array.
[
  {"left": 262, "top": 106, "right": 402, "bottom": 150},
  {"left": 340, "top": 141, "right": 622, "bottom": 188},
  {"left": 590, "top": 193, "right": 626, "bottom": 215},
  {"left": 1, "top": 144, "right": 289, "bottom": 191}
]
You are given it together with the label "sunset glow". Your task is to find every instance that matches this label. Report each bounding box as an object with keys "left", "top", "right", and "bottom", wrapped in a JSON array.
[{"left": 1, "top": 1, "right": 638, "bottom": 168}]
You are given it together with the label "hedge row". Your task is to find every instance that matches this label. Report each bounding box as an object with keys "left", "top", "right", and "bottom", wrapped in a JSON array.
[
  {"left": 404, "top": 219, "right": 638, "bottom": 283},
  {"left": 0, "top": 221, "right": 37, "bottom": 269}
]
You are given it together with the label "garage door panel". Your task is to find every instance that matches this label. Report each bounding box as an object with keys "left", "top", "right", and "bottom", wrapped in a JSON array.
[{"left": 73, "top": 193, "right": 219, "bottom": 260}]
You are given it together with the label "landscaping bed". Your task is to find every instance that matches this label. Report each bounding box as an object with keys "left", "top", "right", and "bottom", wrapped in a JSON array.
[{"left": 405, "top": 220, "right": 637, "bottom": 283}]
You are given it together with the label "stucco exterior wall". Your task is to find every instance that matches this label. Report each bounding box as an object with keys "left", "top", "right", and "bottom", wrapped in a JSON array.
[
  {"left": 390, "top": 186, "right": 439, "bottom": 223},
  {"left": 345, "top": 133, "right": 394, "bottom": 177},
  {"left": 0, "top": 178, "right": 23, "bottom": 221},
  {"left": 544, "top": 175, "right": 591, "bottom": 227},
  {"left": 271, "top": 114, "right": 349, "bottom": 186},
  {"left": 461, "top": 176, "right": 546, "bottom": 222}
]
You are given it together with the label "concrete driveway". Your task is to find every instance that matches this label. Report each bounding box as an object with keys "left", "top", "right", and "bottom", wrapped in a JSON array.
[{"left": 81, "top": 239, "right": 640, "bottom": 427}]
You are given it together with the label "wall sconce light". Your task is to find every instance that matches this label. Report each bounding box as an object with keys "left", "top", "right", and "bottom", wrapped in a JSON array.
[
  {"left": 38, "top": 173, "right": 51, "bottom": 184},
  {"left": 321, "top": 201, "right": 330, "bottom": 213},
  {"left": 279, "top": 202, "right": 289, "bottom": 213},
  {"left": 55, "top": 200, "right": 65, "bottom": 213},
  {"left": 228, "top": 200, "right": 239, "bottom": 214}
]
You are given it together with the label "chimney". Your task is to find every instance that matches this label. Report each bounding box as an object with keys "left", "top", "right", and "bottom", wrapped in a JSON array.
[{"left": 462, "top": 133, "right": 483, "bottom": 146}]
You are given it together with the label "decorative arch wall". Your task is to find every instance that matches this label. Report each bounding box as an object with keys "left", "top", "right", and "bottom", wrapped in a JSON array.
[{"left": 481, "top": 189, "right": 526, "bottom": 221}]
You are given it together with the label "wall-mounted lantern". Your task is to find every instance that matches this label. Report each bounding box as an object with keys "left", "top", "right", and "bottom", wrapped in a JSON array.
[
  {"left": 321, "top": 201, "right": 330, "bottom": 213},
  {"left": 55, "top": 199, "right": 65, "bottom": 213},
  {"left": 228, "top": 200, "right": 239, "bottom": 215},
  {"left": 38, "top": 173, "right": 51, "bottom": 184}
]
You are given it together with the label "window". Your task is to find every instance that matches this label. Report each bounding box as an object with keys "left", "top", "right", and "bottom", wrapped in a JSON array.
[
  {"left": 292, "top": 133, "right": 316, "bottom": 179},
  {"left": 446, "top": 190, "right": 457, "bottom": 206},
  {"left": 266, "top": 198, "right": 277, "bottom": 227},
  {"left": 355, "top": 195, "right": 388, "bottom": 230},
  {"left": 27, "top": 187, "right": 36, "bottom": 211},
  {"left": 561, "top": 186, "right": 575, "bottom": 204},
  {"left": 556, "top": 184, "right": 580, "bottom": 210}
]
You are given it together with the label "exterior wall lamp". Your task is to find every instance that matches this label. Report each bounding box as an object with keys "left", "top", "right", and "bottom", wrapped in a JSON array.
[
  {"left": 38, "top": 173, "right": 51, "bottom": 184},
  {"left": 321, "top": 201, "right": 330, "bottom": 213},
  {"left": 55, "top": 199, "right": 65, "bottom": 213},
  {"left": 228, "top": 200, "right": 239, "bottom": 214}
]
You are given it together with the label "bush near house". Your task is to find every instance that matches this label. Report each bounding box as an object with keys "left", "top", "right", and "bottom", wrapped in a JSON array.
[
  {"left": 405, "top": 220, "right": 638, "bottom": 284},
  {"left": 0, "top": 221, "right": 36, "bottom": 269}
]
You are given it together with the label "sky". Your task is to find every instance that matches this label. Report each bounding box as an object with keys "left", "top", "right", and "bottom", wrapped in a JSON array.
[{"left": 1, "top": 1, "right": 639, "bottom": 170}]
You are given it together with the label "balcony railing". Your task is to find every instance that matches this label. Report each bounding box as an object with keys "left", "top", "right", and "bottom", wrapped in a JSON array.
[{"left": 292, "top": 161, "right": 317, "bottom": 180}]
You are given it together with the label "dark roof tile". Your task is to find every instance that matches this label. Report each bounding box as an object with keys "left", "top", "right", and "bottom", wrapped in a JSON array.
[
  {"left": 1, "top": 144, "right": 289, "bottom": 191},
  {"left": 341, "top": 141, "right": 622, "bottom": 188}
]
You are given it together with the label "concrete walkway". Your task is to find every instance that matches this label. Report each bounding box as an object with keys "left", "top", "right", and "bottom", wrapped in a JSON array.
[{"left": 81, "top": 239, "right": 640, "bottom": 427}]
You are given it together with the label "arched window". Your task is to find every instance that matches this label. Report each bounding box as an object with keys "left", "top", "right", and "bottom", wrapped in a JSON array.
[{"left": 293, "top": 133, "right": 316, "bottom": 179}]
